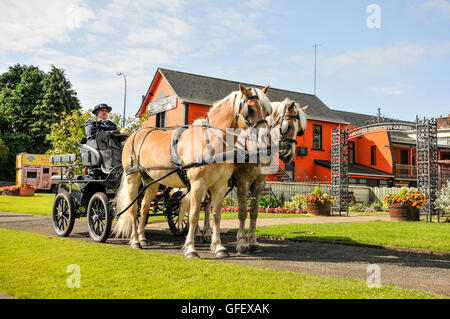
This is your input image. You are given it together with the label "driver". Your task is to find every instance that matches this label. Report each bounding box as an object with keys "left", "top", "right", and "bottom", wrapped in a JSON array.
[{"left": 85, "top": 104, "right": 119, "bottom": 147}]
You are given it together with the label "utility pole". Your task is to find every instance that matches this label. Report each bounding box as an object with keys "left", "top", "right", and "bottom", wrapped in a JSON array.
[
  {"left": 116, "top": 72, "right": 127, "bottom": 127},
  {"left": 313, "top": 44, "right": 321, "bottom": 95}
]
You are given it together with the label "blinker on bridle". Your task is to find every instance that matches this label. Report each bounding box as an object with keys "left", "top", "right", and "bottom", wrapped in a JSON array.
[
  {"left": 273, "top": 103, "right": 304, "bottom": 145},
  {"left": 235, "top": 88, "right": 269, "bottom": 129}
]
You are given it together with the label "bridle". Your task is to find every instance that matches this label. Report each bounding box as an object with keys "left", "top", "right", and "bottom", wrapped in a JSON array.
[
  {"left": 235, "top": 88, "right": 270, "bottom": 129},
  {"left": 271, "top": 102, "right": 304, "bottom": 145}
]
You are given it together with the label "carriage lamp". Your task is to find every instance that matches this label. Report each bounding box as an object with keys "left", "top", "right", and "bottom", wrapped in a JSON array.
[{"left": 66, "top": 169, "right": 75, "bottom": 180}]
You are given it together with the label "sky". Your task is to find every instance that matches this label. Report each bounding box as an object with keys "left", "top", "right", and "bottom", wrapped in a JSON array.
[{"left": 0, "top": 0, "right": 449, "bottom": 122}]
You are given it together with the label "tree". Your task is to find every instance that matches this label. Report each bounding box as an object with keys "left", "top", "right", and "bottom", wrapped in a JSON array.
[
  {"left": 46, "top": 109, "right": 143, "bottom": 167},
  {"left": 0, "top": 64, "right": 81, "bottom": 179},
  {"left": 32, "top": 65, "right": 80, "bottom": 151},
  {"left": 0, "top": 138, "right": 9, "bottom": 180}
]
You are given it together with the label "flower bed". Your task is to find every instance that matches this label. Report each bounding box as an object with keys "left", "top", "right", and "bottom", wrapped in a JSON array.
[
  {"left": 221, "top": 207, "right": 307, "bottom": 214},
  {"left": 0, "top": 184, "right": 37, "bottom": 196}
]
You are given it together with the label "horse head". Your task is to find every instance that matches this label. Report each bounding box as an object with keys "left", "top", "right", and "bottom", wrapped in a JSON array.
[
  {"left": 234, "top": 84, "right": 272, "bottom": 153},
  {"left": 269, "top": 99, "right": 308, "bottom": 164}
]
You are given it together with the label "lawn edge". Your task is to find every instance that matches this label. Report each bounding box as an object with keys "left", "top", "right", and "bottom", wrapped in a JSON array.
[{"left": 244, "top": 233, "right": 450, "bottom": 257}]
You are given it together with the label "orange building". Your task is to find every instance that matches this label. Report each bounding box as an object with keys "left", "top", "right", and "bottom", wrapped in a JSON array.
[{"left": 136, "top": 68, "right": 450, "bottom": 187}]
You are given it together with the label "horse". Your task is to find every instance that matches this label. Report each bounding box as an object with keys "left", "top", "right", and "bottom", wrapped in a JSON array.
[
  {"left": 192, "top": 98, "right": 308, "bottom": 253},
  {"left": 113, "top": 84, "right": 272, "bottom": 258}
]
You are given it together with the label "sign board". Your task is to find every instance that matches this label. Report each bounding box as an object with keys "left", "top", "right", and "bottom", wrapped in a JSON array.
[
  {"left": 149, "top": 95, "right": 177, "bottom": 114},
  {"left": 348, "top": 123, "right": 416, "bottom": 140},
  {"left": 16, "top": 153, "right": 52, "bottom": 167}
]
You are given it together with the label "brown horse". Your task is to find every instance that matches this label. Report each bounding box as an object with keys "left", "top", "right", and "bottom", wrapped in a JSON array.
[
  {"left": 194, "top": 98, "right": 308, "bottom": 253},
  {"left": 113, "top": 84, "right": 271, "bottom": 258}
]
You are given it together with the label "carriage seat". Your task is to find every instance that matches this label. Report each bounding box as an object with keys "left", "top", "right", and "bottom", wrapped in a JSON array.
[{"left": 80, "top": 144, "right": 102, "bottom": 168}]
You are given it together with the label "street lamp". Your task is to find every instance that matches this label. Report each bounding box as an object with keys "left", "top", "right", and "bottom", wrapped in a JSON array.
[{"left": 116, "top": 72, "right": 127, "bottom": 127}]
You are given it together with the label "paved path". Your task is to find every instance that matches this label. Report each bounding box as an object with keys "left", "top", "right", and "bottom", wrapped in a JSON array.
[
  {"left": 0, "top": 212, "right": 449, "bottom": 297},
  {"left": 149, "top": 215, "right": 390, "bottom": 231}
]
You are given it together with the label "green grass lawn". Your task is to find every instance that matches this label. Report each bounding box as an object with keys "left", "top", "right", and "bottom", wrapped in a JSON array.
[
  {"left": 0, "top": 193, "right": 311, "bottom": 220},
  {"left": 252, "top": 221, "right": 450, "bottom": 251},
  {"left": 0, "top": 228, "right": 443, "bottom": 299},
  {"left": 0, "top": 193, "right": 54, "bottom": 215}
]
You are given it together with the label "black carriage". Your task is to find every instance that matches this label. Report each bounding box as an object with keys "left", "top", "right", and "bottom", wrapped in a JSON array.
[{"left": 50, "top": 133, "right": 188, "bottom": 243}]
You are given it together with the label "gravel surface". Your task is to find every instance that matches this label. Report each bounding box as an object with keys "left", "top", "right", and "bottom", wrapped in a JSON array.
[{"left": 1, "top": 212, "right": 449, "bottom": 297}]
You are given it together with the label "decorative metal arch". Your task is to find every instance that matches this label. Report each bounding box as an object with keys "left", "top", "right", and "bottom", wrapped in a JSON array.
[{"left": 331, "top": 116, "right": 438, "bottom": 221}]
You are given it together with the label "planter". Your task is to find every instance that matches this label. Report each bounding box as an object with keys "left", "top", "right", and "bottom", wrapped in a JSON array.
[
  {"left": 307, "top": 202, "right": 331, "bottom": 216},
  {"left": 388, "top": 204, "right": 420, "bottom": 222},
  {"left": 20, "top": 188, "right": 35, "bottom": 197}
]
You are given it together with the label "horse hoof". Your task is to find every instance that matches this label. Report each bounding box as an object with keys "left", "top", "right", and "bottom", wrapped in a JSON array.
[
  {"left": 250, "top": 245, "right": 262, "bottom": 253},
  {"left": 139, "top": 240, "right": 149, "bottom": 247},
  {"left": 131, "top": 243, "right": 143, "bottom": 249},
  {"left": 216, "top": 250, "right": 229, "bottom": 259},
  {"left": 236, "top": 245, "right": 249, "bottom": 255},
  {"left": 185, "top": 251, "right": 200, "bottom": 259}
]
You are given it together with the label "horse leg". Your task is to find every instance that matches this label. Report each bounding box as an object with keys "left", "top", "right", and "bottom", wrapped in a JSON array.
[
  {"left": 235, "top": 181, "right": 249, "bottom": 254},
  {"left": 202, "top": 191, "right": 213, "bottom": 242},
  {"left": 209, "top": 183, "right": 229, "bottom": 258},
  {"left": 183, "top": 182, "right": 206, "bottom": 258},
  {"left": 137, "top": 182, "right": 159, "bottom": 246},
  {"left": 248, "top": 181, "right": 265, "bottom": 253},
  {"left": 113, "top": 172, "right": 142, "bottom": 249}
]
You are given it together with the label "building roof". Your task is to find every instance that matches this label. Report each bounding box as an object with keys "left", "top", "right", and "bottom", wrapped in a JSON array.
[
  {"left": 138, "top": 68, "right": 348, "bottom": 124},
  {"left": 314, "top": 160, "right": 394, "bottom": 178},
  {"left": 329, "top": 109, "right": 378, "bottom": 128}
]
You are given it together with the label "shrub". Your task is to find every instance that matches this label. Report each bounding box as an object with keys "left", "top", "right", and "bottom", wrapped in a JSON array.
[
  {"left": 349, "top": 203, "right": 364, "bottom": 212},
  {"left": 259, "top": 195, "right": 282, "bottom": 209},
  {"left": 313, "top": 186, "right": 322, "bottom": 195},
  {"left": 222, "top": 195, "right": 238, "bottom": 208},
  {"left": 284, "top": 194, "right": 307, "bottom": 210},
  {"left": 436, "top": 180, "right": 450, "bottom": 216}
]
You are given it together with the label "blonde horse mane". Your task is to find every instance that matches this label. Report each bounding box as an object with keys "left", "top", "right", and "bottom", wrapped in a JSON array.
[{"left": 270, "top": 98, "right": 308, "bottom": 132}]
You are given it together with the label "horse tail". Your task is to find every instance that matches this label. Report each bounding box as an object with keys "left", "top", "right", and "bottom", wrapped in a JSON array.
[{"left": 113, "top": 172, "right": 135, "bottom": 239}]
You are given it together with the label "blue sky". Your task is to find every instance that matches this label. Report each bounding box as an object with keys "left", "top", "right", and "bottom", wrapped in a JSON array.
[{"left": 1, "top": 0, "right": 449, "bottom": 122}]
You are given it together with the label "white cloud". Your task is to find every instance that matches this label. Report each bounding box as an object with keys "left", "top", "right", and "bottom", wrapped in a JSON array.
[
  {"left": 369, "top": 86, "right": 408, "bottom": 96},
  {"left": 0, "top": 0, "right": 95, "bottom": 53},
  {"left": 289, "top": 42, "right": 450, "bottom": 83},
  {"left": 244, "top": 44, "right": 273, "bottom": 56},
  {"left": 422, "top": 0, "right": 450, "bottom": 18}
]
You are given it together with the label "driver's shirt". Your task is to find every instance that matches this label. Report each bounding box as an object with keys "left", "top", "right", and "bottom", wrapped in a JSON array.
[{"left": 85, "top": 117, "right": 118, "bottom": 144}]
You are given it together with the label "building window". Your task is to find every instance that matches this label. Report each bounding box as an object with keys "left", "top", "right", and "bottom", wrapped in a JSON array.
[
  {"left": 349, "top": 141, "right": 355, "bottom": 164},
  {"left": 43, "top": 168, "right": 49, "bottom": 174},
  {"left": 184, "top": 103, "right": 189, "bottom": 125},
  {"left": 155, "top": 111, "right": 166, "bottom": 128},
  {"left": 371, "top": 146, "right": 376, "bottom": 166},
  {"left": 400, "top": 150, "right": 408, "bottom": 165},
  {"left": 26, "top": 171, "right": 37, "bottom": 179},
  {"left": 312, "top": 125, "right": 322, "bottom": 150}
]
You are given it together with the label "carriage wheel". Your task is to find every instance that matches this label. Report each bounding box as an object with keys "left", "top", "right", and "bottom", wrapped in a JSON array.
[
  {"left": 166, "top": 191, "right": 189, "bottom": 236},
  {"left": 87, "top": 192, "right": 112, "bottom": 243},
  {"left": 52, "top": 191, "right": 75, "bottom": 237}
]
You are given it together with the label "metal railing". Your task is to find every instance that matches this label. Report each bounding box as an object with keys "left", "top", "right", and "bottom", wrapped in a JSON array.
[{"left": 395, "top": 164, "right": 417, "bottom": 179}]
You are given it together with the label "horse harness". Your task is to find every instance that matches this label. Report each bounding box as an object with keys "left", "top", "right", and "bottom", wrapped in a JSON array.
[
  {"left": 271, "top": 103, "right": 304, "bottom": 145},
  {"left": 116, "top": 89, "right": 272, "bottom": 218}
]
